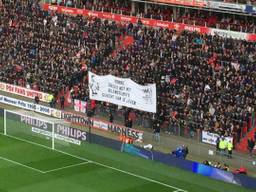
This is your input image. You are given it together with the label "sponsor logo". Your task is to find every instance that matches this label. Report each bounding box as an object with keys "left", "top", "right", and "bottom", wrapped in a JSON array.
[
  {"left": 107, "top": 124, "right": 143, "bottom": 141},
  {"left": 93, "top": 120, "right": 108, "bottom": 131},
  {"left": 76, "top": 9, "right": 83, "bottom": 15},
  {"left": 21, "top": 116, "right": 48, "bottom": 130},
  {"left": 61, "top": 8, "right": 75, "bottom": 14},
  {"left": 174, "top": 24, "right": 180, "bottom": 30},
  {"left": 61, "top": 112, "right": 92, "bottom": 126},
  {"left": 211, "top": 29, "right": 247, "bottom": 40},
  {"left": 184, "top": 26, "right": 201, "bottom": 32},
  {"left": 141, "top": 19, "right": 150, "bottom": 25},
  {"left": 56, "top": 124, "right": 87, "bottom": 141},
  {"left": 48, "top": 5, "right": 58, "bottom": 11},
  {"left": 156, "top": 21, "right": 169, "bottom": 28},
  {"left": 61, "top": 111, "right": 143, "bottom": 141},
  {"left": 120, "top": 16, "right": 132, "bottom": 22},
  {"left": 88, "top": 12, "right": 99, "bottom": 17},
  {"left": 102, "top": 13, "right": 112, "bottom": 19}
]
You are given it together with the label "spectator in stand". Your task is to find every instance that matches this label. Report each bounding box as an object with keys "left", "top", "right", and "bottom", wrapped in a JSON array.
[
  {"left": 49, "top": 95, "right": 56, "bottom": 108},
  {"left": 184, "top": 145, "right": 189, "bottom": 159},
  {"left": 126, "top": 117, "right": 133, "bottom": 128},
  {"left": 34, "top": 96, "right": 40, "bottom": 104},
  {"left": 60, "top": 95, "right": 65, "bottom": 109},
  {"left": 109, "top": 111, "right": 114, "bottom": 123}
]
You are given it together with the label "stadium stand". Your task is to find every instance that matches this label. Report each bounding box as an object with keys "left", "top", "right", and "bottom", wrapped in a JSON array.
[
  {"left": 0, "top": 0, "right": 255, "bottom": 146},
  {"left": 55, "top": 0, "right": 256, "bottom": 33}
]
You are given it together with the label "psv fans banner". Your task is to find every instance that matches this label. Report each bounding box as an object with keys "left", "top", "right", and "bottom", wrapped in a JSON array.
[
  {"left": 88, "top": 72, "right": 156, "bottom": 113},
  {"left": 0, "top": 82, "right": 52, "bottom": 103}
]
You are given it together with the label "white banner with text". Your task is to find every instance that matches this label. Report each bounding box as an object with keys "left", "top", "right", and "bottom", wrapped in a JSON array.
[{"left": 88, "top": 72, "right": 156, "bottom": 113}]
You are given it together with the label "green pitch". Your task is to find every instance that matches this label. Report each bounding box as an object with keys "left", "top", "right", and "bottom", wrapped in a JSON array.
[{"left": 0, "top": 116, "right": 254, "bottom": 192}]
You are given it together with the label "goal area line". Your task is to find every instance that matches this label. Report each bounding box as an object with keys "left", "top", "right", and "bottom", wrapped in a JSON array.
[
  {"left": 0, "top": 154, "right": 91, "bottom": 174},
  {"left": 0, "top": 155, "right": 45, "bottom": 174},
  {"left": 0, "top": 133, "right": 188, "bottom": 192}
]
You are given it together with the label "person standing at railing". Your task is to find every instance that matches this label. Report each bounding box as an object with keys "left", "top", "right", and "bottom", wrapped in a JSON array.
[
  {"left": 219, "top": 137, "right": 227, "bottom": 156},
  {"left": 34, "top": 96, "right": 40, "bottom": 104},
  {"left": 60, "top": 95, "right": 65, "bottom": 109},
  {"left": 109, "top": 111, "right": 113, "bottom": 123},
  {"left": 247, "top": 138, "right": 255, "bottom": 157},
  {"left": 227, "top": 140, "right": 233, "bottom": 159},
  {"left": 216, "top": 136, "right": 220, "bottom": 155},
  {"left": 153, "top": 119, "right": 160, "bottom": 143}
]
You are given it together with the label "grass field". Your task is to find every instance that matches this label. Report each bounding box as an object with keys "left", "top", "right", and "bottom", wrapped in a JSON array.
[{"left": 0, "top": 111, "right": 254, "bottom": 192}]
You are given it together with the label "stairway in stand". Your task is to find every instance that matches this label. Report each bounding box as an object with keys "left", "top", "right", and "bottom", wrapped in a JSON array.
[{"left": 236, "top": 126, "right": 256, "bottom": 152}]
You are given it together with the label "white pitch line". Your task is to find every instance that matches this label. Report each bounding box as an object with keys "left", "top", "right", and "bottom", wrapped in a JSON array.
[
  {"left": 44, "top": 161, "right": 91, "bottom": 173},
  {"left": 0, "top": 155, "right": 45, "bottom": 174},
  {"left": 1, "top": 133, "right": 188, "bottom": 192}
]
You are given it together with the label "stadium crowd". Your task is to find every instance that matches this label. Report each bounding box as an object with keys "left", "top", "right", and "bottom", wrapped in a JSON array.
[
  {"left": 0, "top": 0, "right": 255, "bottom": 143},
  {"left": 51, "top": 0, "right": 256, "bottom": 33}
]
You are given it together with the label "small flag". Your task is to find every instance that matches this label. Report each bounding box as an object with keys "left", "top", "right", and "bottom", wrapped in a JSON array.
[{"left": 170, "top": 78, "right": 177, "bottom": 85}]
